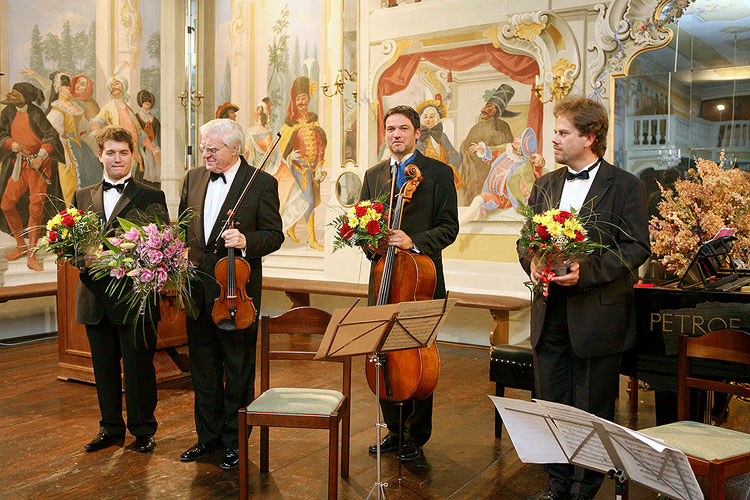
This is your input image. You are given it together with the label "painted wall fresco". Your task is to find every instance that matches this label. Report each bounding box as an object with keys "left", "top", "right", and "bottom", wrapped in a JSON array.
[
  {"left": 253, "top": 1, "right": 326, "bottom": 251},
  {"left": 0, "top": 0, "right": 161, "bottom": 277},
  {"left": 377, "top": 45, "right": 547, "bottom": 222}
]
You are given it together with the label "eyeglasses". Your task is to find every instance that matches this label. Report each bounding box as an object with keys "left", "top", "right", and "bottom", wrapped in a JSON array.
[{"left": 199, "top": 144, "right": 228, "bottom": 156}]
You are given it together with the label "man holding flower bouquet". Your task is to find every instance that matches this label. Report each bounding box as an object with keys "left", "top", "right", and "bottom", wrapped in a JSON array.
[
  {"left": 72, "top": 126, "right": 168, "bottom": 454},
  {"left": 360, "top": 105, "right": 458, "bottom": 462},
  {"left": 518, "top": 96, "right": 650, "bottom": 500}
]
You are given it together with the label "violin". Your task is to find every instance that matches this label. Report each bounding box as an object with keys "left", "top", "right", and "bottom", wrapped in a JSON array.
[
  {"left": 212, "top": 210, "right": 256, "bottom": 331},
  {"left": 364, "top": 164, "right": 440, "bottom": 401},
  {"left": 210, "top": 133, "right": 281, "bottom": 331}
]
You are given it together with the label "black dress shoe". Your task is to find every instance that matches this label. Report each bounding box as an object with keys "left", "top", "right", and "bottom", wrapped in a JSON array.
[
  {"left": 368, "top": 434, "right": 400, "bottom": 454},
  {"left": 527, "top": 488, "right": 570, "bottom": 500},
  {"left": 219, "top": 447, "right": 240, "bottom": 470},
  {"left": 134, "top": 435, "right": 156, "bottom": 453},
  {"left": 570, "top": 495, "right": 592, "bottom": 500},
  {"left": 84, "top": 431, "right": 125, "bottom": 452},
  {"left": 397, "top": 440, "right": 421, "bottom": 462},
  {"left": 180, "top": 441, "right": 221, "bottom": 462}
]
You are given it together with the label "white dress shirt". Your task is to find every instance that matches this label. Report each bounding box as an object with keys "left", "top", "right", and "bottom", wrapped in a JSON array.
[
  {"left": 203, "top": 159, "right": 241, "bottom": 244},
  {"left": 558, "top": 159, "right": 600, "bottom": 213},
  {"left": 102, "top": 174, "right": 132, "bottom": 220}
]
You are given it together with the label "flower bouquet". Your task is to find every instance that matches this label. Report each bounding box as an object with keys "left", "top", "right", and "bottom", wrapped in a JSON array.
[
  {"left": 650, "top": 153, "right": 750, "bottom": 273},
  {"left": 518, "top": 205, "right": 607, "bottom": 296},
  {"left": 330, "top": 199, "right": 391, "bottom": 252},
  {"left": 35, "top": 208, "right": 104, "bottom": 267},
  {"left": 89, "top": 217, "right": 196, "bottom": 321}
]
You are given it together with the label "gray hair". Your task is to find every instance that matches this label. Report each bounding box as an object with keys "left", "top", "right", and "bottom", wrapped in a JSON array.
[{"left": 200, "top": 118, "right": 245, "bottom": 155}]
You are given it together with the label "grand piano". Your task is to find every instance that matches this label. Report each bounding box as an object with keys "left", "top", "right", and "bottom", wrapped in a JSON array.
[{"left": 631, "top": 235, "right": 750, "bottom": 424}]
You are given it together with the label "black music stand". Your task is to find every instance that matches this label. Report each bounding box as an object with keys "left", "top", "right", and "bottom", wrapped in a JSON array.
[
  {"left": 316, "top": 297, "right": 458, "bottom": 500},
  {"left": 678, "top": 235, "right": 740, "bottom": 290}
]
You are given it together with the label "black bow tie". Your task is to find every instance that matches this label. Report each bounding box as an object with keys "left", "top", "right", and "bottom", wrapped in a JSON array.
[
  {"left": 419, "top": 122, "right": 444, "bottom": 142},
  {"left": 565, "top": 163, "right": 599, "bottom": 181},
  {"left": 102, "top": 180, "right": 127, "bottom": 193},
  {"left": 209, "top": 171, "right": 227, "bottom": 183}
]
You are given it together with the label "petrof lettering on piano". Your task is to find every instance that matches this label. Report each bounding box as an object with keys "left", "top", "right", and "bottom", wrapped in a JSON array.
[{"left": 650, "top": 312, "right": 741, "bottom": 335}]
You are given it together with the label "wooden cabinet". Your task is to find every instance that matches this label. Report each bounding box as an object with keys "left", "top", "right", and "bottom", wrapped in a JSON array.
[{"left": 56, "top": 262, "right": 188, "bottom": 383}]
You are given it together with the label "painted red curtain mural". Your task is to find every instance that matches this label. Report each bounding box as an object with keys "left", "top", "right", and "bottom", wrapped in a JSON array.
[{"left": 376, "top": 43, "right": 542, "bottom": 150}]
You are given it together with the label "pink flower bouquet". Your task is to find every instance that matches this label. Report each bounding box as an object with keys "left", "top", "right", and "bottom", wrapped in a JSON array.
[{"left": 90, "top": 217, "right": 196, "bottom": 318}]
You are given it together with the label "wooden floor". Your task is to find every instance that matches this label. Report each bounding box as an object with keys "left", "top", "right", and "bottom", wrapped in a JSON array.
[{"left": 1, "top": 339, "right": 748, "bottom": 500}]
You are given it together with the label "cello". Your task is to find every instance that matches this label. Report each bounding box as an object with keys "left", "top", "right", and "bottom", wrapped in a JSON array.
[
  {"left": 211, "top": 133, "right": 281, "bottom": 331},
  {"left": 364, "top": 164, "right": 440, "bottom": 402}
]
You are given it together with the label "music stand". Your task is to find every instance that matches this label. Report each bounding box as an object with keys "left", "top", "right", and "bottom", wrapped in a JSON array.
[
  {"left": 490, "top": 397, "right": 704, "bottom": 500},
  {"left": 316, "top": 297, "right": 458, "bottom": 500}
]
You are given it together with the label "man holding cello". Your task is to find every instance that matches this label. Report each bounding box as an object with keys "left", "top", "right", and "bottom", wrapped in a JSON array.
[
  {"left": 360, "top": 105, "right": 458, "bottom": 462},
  {"left": 178, "top": 119, "right": 284, "bottom": 470}
]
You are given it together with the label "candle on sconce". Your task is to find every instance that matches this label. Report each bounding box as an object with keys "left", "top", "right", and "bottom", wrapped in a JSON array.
[{"left": 535, "top": 74, "right": 540, "bottom": 88}]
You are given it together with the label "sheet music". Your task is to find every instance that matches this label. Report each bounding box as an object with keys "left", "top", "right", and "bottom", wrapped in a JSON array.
[
  {"left": 315, "top": 299, "right": 457, "bottom": 359},
  {"left": 534, "top": 400, "right": 614, "bottom": 473},
  {"left": 491, "top": 398, "right": 704, "bottom": 500},
  {"left": 489, "top": 397, "right": 569, "bottom": 463},
  {"left": 380, "top": 299, "right": 458, "bottom": 351},
  {"left": 600, "top": 421, "right": 704, "bottom": 500}
]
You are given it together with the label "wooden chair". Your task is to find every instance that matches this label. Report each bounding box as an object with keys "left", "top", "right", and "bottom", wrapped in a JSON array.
[
  {"left": 238, "top": 307, "right": 350, "bottom": 500},
  {"left": 640, "top": 330, "right": 750, "bottom": 500}
]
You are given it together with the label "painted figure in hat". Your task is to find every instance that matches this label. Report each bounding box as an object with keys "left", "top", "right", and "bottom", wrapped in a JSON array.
[
  {"left": 136, "top": 89, "right": 161, "bottom": 148},
  {"left": 47, "top": 74, "right": 102, "bottom": 203},
  {"left": 70, "top": 74, "right": 100, "bottom": 120},
  {"left": 462, "top": 128, "right": 545, "bottom": 222},
  {"left": 216, "top": 102, "right": 239, "bottom": 120},
  {"left": 278, "top": 76, "right": 327, "bottom": 251},
  {"left": 245, "top": 97, "right": 306, "bottom": 232},
  {"left": 416, "top": 96, "right": 465, "bottom": 190},
  {"left": 90, "top": 62, "right": 161, "bottom": 186},
  {"left": 459, "top": 84, "right": 517, "bottom": 205},
  {"left": 0, "top": 82, "right": 65, "bottom": 271}
]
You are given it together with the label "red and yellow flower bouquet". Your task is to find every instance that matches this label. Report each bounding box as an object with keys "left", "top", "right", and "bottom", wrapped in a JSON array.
[
  {"left": 518, "top": 206, "right": 607, "bottom": 296},
  {"left": 331, "top": 199, "right": 391, "bottom": 252}
]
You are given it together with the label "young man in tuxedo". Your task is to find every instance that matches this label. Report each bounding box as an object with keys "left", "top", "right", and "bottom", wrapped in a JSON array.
[
  {"left": 519, "top": 96, "right": 650, "bottom": 500},
  {"left": 73, "top": 125, "right": 168, "bottom": 454},
  {"left": 360, "top": 105, "right": 458, "bottom": 462},
  {"left": 178, "top": 119, "right": 283, "bottom": 470}
]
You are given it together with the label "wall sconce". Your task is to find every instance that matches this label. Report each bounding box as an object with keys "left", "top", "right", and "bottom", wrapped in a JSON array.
[
  {"left": 322, "top": 69, "right": 357, "bottom": 100},
  {"left": 533, "top": 73, "right": 573, "bottom": 104},
  {"left": 179, "top": 90, "right": 204, "bottom": 108}
]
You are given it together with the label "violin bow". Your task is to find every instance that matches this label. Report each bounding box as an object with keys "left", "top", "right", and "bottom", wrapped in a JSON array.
[{"left": 210, "top": 132, "right": 282, "bottom": 253}]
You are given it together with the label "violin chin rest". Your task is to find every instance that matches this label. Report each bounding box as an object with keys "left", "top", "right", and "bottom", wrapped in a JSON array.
[{"left": 216, "top": 319, "right": 237, "bottom": 331}]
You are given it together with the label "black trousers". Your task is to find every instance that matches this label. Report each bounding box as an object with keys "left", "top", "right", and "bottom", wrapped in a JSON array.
[
  {"left": 85, "top": 316, "right": 157, "bottom": 437},
  {"left": 186, "top": 304, "right": 257, "bottom": 448},
  {"left": 533, "top": 295, "right": 621, "bottom": 499},
  {"left": 381, "top": 395, "right": 433, "bottom": 446}
]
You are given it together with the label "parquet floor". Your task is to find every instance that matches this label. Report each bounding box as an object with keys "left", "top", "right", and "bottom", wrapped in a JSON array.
[{"left": 1, "top": 338, "right": 748, "bottom": 499}]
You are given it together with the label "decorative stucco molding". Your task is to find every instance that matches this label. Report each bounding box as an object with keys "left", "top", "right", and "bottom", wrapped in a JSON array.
[
  {"left": 497, "top": 11, "right": 581, "bottom": 96},
  {"left": 230, "top": 0, "right": 246, "bottom": 65},
  {"left": 119, "top": 0, "right": 141, "bottom": 68},
  {"left": 368, "top": 39, "right": 419, "bottom": 121},
  {"left": 587, "top": 0, "right": 691, "bottom": 100}
]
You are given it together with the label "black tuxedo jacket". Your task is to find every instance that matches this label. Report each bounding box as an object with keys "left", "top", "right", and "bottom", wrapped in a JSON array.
[
  {"left": 72, "top": 179, "right": 169, "bottom": 325},
  {"left": 360, "top": 150, "right": 459, "bottom": 300},
  {"left": 518, "top": 160, "right": 650, "bottom": 358},
  {"left": 178, "top": 157, "right": 284, "bottom": 318}
]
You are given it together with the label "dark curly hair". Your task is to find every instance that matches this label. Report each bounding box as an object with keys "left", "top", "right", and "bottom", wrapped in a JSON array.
[
  {"left": 383, "top": 105, "right": 420, "bottom": 132},
  {"left": 553, "top": 95, "right": 608, "bottom": 157}
]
